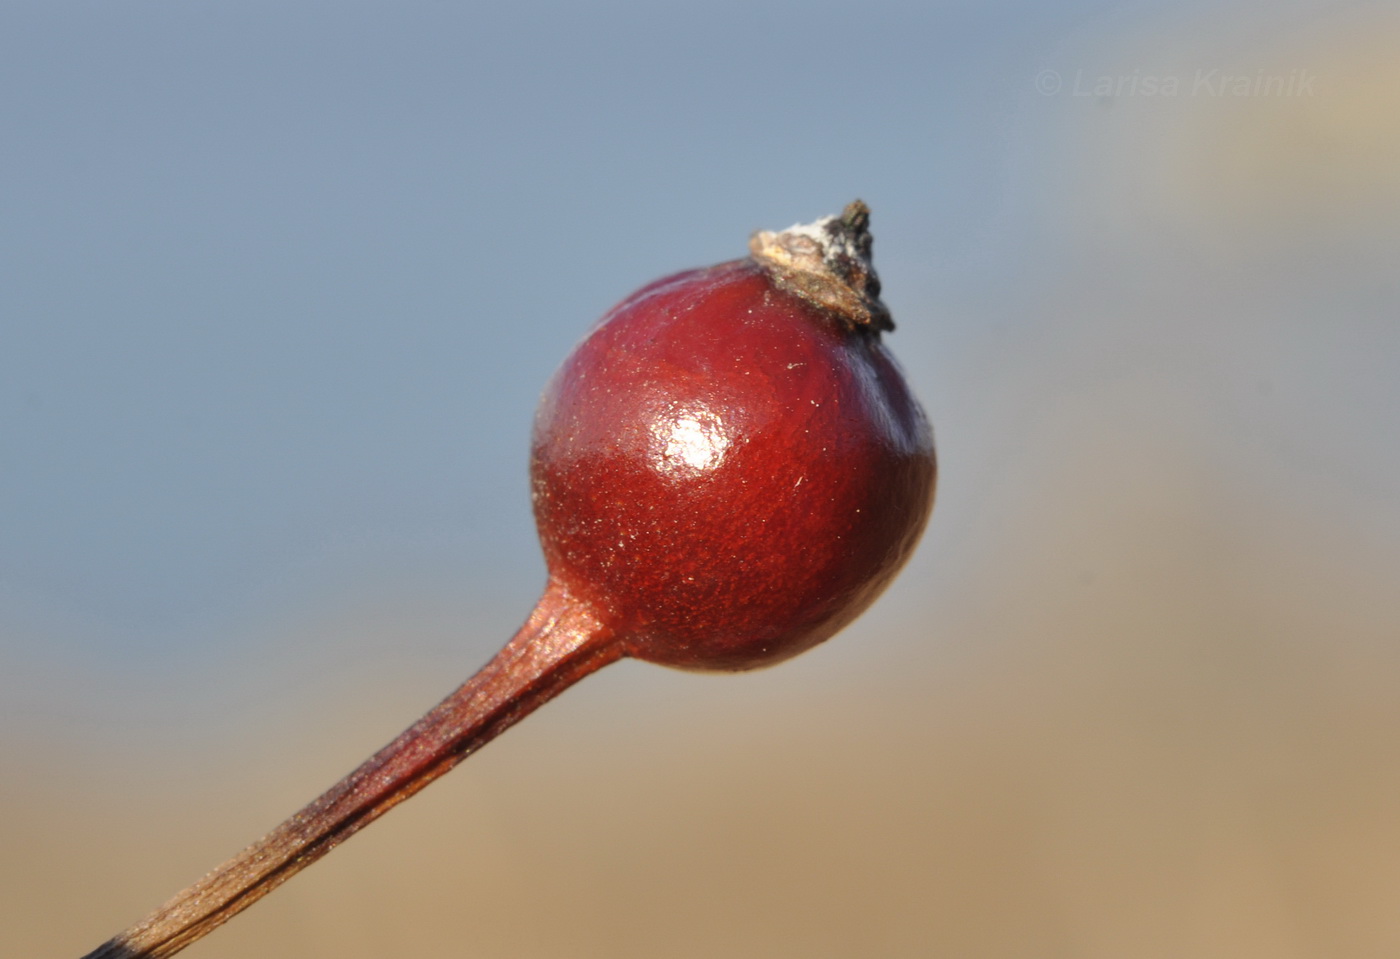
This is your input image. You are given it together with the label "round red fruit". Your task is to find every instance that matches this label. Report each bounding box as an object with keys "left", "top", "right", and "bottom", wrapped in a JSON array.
[{"left": 531, "top": 202, "right": 935, "bottom": 671}]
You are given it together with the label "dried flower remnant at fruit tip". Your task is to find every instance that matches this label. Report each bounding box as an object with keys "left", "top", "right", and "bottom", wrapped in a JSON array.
[{"left": 747, "top": 199, "right": 893, "bottom": 333}]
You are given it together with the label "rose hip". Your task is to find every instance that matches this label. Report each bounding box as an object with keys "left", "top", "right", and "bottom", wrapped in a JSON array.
[
  {"left": 82, "top": 201, "right": 935, "bottom": 959},
  {"left": 534, "top": 204, "right": 934, "bottom": 670}
]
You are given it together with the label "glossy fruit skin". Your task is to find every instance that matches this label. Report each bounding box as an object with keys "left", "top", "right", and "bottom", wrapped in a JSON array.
[{"left": 531, "top": 257, "right": 935, "bottom": 671}]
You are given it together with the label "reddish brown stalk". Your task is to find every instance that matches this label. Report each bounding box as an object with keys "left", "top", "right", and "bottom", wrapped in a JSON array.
[{"left": 81, "top": 582, "right": 620, "bottom": 959}]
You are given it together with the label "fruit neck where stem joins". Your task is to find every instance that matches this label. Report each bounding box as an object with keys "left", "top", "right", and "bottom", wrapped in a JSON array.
[{"left": 81, "top": 582, "right": 621, "bottom": 959}]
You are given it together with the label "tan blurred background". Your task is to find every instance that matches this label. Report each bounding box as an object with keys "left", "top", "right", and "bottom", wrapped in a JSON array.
[{"left": 6, "top": 3, "right": 1400, "bottom": 957}]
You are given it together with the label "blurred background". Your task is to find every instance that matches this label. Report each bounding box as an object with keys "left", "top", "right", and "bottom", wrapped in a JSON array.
[{"left": 4, "top": 1, "right": 1398, "bottom": 956}]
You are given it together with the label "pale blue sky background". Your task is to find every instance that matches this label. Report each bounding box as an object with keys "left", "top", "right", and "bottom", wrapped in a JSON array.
[
  {"left": 3, "top": 0, "right": 1397, "bottom": 711},
  {"left": 2, "top": 0, "right": 1079, "bottom": 659}
]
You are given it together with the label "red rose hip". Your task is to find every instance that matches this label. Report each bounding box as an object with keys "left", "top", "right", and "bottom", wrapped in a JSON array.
[
  {"left": 82, "top": 202, "right": 936, "bottom": 959},
  {"left": 532, "top": 202, "right": 935, "bottom": 669}
]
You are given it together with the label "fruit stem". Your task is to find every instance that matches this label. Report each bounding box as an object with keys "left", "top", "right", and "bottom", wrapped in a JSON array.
[{"left": 80, "top": 582, "right": 621, "bottom": 959}]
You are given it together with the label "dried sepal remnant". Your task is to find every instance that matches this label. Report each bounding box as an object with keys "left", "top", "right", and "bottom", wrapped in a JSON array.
[{"left": 748, "top": 200, "right": 893, "bottom": 332}]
